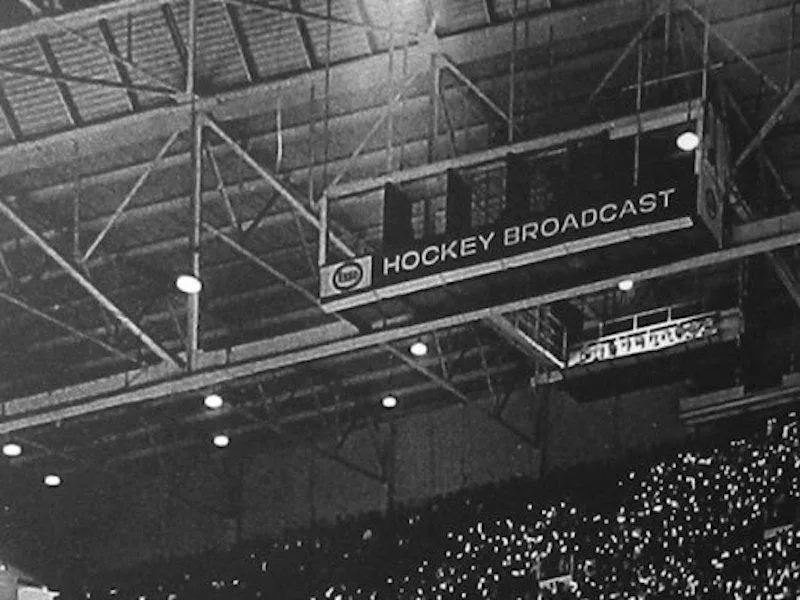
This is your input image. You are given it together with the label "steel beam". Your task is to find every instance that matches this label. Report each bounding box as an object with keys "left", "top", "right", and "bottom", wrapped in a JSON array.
[
  {"left": 584, "top": 0, "right": 667, "bottom": 111},
  {"left": 680, "top": 0, "right": 783, "bottom": 95},
  {"left": 440, "top": 55, "right": 511, "bottom": 126},
  {"left": 162, "top": 3, "right": 189, "bottom": 82},
  {"left": 2, "top": 211, "right": 800, "bottom": 433},
  {"left": 0, "top": 0, "right": 694, "bottom": 179},
  {"left": 51, "top": 17, "right": 183, "bottom": 98},
  {"left": 734, "top": 76, "right": 800, "bottom": 170},
  {"left": 0, "top": 198, "right": 180, "bottom": 368},
  {"left": 81, "top": 129, "right": 182, "bottom": 262},
  {"left": 0, "top": 81, "right": 23, "bottom": 142},
  {"left": 218, "top": 0, "right": 421, "bottom": 39},
  {"left": 97, "top": 18, "right": 140, "bottom": 111},
  {"left": 0, "top": 290, "right": 141, "bottom": 365},
  {"left": 223, "top": 3, "right": 258, "bottom": 83},
  {"left": 36, "top": 35, "right": 82, "bottom": 127},
  {"left": 204, "top": 116, "right": 355, "bottom": 258}
]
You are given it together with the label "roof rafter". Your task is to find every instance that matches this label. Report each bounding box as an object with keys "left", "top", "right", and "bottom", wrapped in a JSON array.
[
  {"left": 36, "top": 35, "right": 83, "bottom": 127},
  {"left": 97, "top": 17, "right": 140, "bottom": 112}
]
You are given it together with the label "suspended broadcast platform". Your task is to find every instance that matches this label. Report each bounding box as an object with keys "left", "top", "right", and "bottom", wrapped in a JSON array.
[{"left": 318, "top": 98, "right": 730, "bottom": 371}]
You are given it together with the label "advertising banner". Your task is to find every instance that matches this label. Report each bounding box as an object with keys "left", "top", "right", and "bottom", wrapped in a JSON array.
[
  {"left": 567, "top": 311, "right": 726, "bottom": 368},
  {"left": 320, "top": 142, "right": 698, "bottom": 313}
]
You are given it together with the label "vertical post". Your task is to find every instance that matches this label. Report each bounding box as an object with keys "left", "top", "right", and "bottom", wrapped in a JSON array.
[
  {"left": 318, "top": 193, "right": 328, "bottom": 267},
  {"left": 787, "top": 0, "right": 797, "bottom": 90},
  {"left": 387, "top": 1, "right": 396, "bottom": 173},
  {"left": 427, "top": 55, "right": 439, "bottom": 163},
  {"left": 72, "top": 178, "right": 81, "bottom": 262},
  {"left": 633, "top": 40, "right": 643, "bottom": 186},
  {"left": 701, "top": 1, "right": 711, "bottom": 102},
  {"left": 186, "top": 0, "right": 197, "bottom": 97},
  {"left": 308, "top": 83, "right": 317, "bottom": 208},
  {"left": 508, "top": 0, "right": 518, "bottom": 144},
  {"left": 186, "top": 0, "right": 201, "bottom": 371},
  {"left": 322, "top": 0, "right": 332, "bottom": 193}
]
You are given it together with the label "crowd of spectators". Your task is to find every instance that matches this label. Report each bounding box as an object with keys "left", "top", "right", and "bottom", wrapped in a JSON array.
[{"left": 76, "top": 411, "right": 800, "bottom": 600}]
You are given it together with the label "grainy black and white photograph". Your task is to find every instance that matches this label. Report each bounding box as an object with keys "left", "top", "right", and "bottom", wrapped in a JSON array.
[{"left": 0, "top": 0, "right": 795, "bottom": 599}]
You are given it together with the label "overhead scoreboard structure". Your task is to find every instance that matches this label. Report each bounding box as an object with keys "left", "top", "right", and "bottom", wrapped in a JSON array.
[{"left": 319, "top": 99, "right": 733, "bottom": 368}]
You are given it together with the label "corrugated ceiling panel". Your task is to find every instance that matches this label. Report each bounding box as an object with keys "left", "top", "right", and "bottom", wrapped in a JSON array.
[
  {"left": 364, "top": 0, "right": 430, "bottom": 48},
  {"left": 238, "top": 6, "right": 309, "bottom": 79},
  {"left": 46, "top": 28, "right": 131, "bottom": 123},
  {"left": 171, "top": 0, "right": 250, "bottom": 90},
  {"left": 436, "top": 0, "right": 491, "bottom": 33},
  {"left": 107, "top": 5, "right": 185, "bottom": 108},
  {"left": 494, "top": 0, "right": 553, "bottom": 19},
  {"left": 0, "top": 103, "right": 15, "bottom": 146},
  {"left": 303, "top": 0, "right": 371, "bottom": 63},
  {"left": 0, "top": 39, "right": 72, "bottom": 138}
]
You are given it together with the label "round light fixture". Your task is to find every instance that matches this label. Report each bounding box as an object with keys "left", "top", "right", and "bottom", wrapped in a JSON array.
[
  {"left": 617, "top": 279, "right": 634, "bottom": 292},
  {"left": 409, "top": 340, "right": 428, "bottom": 357},
  {"left": 676, "top": 130, "right": 700, "bottom": 152},
  {"left": 175, "top": 274, "right": 202, "bottom": 295},
  {"left": 43, "top": 474, "right": 61, "bottom": 487},
  {"left": 2, "top": 443, "right": 21, "bottom": 458},
  {"left": 381, "top": 394, "right": 398, "bottom": 409},
  {"left": 204, "top": 393, "right": 224, "bottom": 410},
  {"left": 213, "top": 434, "right": 230, "bottom": 448}
]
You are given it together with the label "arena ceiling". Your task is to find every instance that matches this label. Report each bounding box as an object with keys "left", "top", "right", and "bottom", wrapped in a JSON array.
[{"left": 0, "top": 0, "right": 797, "bottom": 477}]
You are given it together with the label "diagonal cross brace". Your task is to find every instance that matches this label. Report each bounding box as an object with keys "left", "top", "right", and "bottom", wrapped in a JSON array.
[{"left": 0, "top": 197, "right": 180, "bottom": 368}]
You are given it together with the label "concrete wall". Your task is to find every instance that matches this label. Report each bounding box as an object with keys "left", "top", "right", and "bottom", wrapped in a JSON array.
[{"left": 8, "top": 379, "right": 690, "bottom": 576}]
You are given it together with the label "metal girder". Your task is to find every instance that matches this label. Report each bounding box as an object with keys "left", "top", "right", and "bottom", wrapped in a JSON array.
[
  {"left": 291, "top": 0, "right": 319, "bottom": 70},
  {"left": 0, "top": 0, "right": 655, "bottom": 179},
  {"left": 223, "top": 3, "right": 258, "bottom": 83},
  {"left": 0, "top": 198, "right": 180, "bottom": 368},
  {"left": 50, "top": 17, "right": 183, "bottom": 99},
  {"left": 0, "top": 290, "right": 141, "bottom": 365},
  {"left": 353, "top": 0, "right": 379, "bottom": 54},
  {"left": 204, "top": 116, "right": 355, "bottom": 258},
  {"left": 36, "top": 35, "right": 82, "bottom": 127},
  {"left": 218, "top": 0, "right": 421, "bottom": 39},
  {"left": 81, "top": 129, "right": 182, "bottom": 262},
  {"left": 680, "top": 0, "right": 783, "bottom": 95},
  {"left": 439, "top": 55, "right": 511, "bottom": 126},
  {"left": 97, "top": 18, "right": 140, "bottom": 112},
  {"left": 734, "top": 76, "right": 800, "bottom": 170},
  {"left": 332, "top": 100, "right": 698, "bottom": 198},
  {"left": 3, "top": 210, "right": 800, "bottom": 434},
  {"left": 0, "top": 81, "right": 23, "bottom": 142},
  {"left": 584, "top": 0, "right": 668, "bottom": 111},
  {"left": 162, "top": 3, "right": 189, "bottom": 82}
]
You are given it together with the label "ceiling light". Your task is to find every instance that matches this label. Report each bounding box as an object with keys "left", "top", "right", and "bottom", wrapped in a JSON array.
[
  {"left": 676, "top": 130, "right": 700, "bottom": 152},
  {"left": 175, "top": 274, "right": 202, "bottom": 295},
  {"left": 213, "top": 434, "right": 230, "bottom": 448},
  {"left": 204, "top": 393, "right": 224, "bottom": 410},
  {"left": 618, "top": 279, "right": 634, "bottom": 292},
  {"left": 2, "top": 443, "right": 21, "bottom": 458},
  {"left": 409, "top": 340, "right": 428, "bottom": 357},
  {"left": 43, "top": 474, "right": 61, "bottom": 487},
  {"left": 381, "top": 394, "right": 398, "bottom": 409}
]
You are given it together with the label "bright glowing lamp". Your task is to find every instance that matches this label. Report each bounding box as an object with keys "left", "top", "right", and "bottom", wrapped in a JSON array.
[
  {"left": 381, "top": 395, "right": 398, "bottom": 409},
  {"left": 2, "top": 443, "right": 21, "bottom": 457},
  {"left": 44, "top": 474, "right": 61, "bottom": 487},
  {"left": 204, "top": 393, "right": 224, "bottom": 409},
  {"left": 618, "top": 279, "right": 634, "bottom": 292},
  {"left": 175, "top": 274, "right": 202, "bottom": 294},
  {"left": 676, "top": 130, "right": 700, "bottom": 152},
  {"left": 409, "top": 340, "right": 428, "bottom": 357}
]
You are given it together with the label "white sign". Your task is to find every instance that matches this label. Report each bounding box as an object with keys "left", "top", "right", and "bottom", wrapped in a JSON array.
[{"left": 568, "top": 313, "right": 720, "bottom": 368}]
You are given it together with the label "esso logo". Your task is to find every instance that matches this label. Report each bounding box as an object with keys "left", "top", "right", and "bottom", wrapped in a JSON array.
[{"left": 332, "top": 261, "right": 364, "bottom": 291}]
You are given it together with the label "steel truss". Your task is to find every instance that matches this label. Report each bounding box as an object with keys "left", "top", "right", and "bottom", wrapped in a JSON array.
[{"left": 1, "top": 0, "right": 800, "bottom": 481}]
